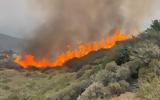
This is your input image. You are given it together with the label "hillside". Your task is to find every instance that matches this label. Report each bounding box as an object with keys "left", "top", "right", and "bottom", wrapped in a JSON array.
[
  {"left": 0, "top": 20, "right": 160, "bottom": 100},
  {"left": 0, "top": 33, "right": 23, "bottom": 50}
]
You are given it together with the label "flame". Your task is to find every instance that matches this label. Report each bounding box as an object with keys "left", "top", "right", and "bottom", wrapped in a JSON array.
[{"left": 15, "top": 30, "right": 128, "bottom": 68}]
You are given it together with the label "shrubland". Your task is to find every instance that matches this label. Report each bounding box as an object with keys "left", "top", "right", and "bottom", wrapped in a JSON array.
[{"left": 1, "top": 20, "right": 160, "bottom": 100}]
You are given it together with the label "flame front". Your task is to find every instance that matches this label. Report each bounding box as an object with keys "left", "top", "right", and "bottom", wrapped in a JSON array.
[{"left": 15, "top": 30, "right": 128, "bottom": 68}]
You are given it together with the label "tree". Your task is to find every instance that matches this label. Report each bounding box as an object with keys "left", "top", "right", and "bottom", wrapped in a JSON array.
[
  {"left": 150, "top": 20, "right": 160, "bottom": 31},
  {"left": 145, "top": 20, "right": 160, "bottom": 32}
]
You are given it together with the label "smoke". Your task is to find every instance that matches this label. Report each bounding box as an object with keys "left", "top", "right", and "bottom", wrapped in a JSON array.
[{"left": 25, "top": 0, "right": 153, "bottom": 58}]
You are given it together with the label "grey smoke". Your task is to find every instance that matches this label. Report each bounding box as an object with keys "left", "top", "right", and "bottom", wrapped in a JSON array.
[{"left": 25, "top": 0, "right": 153, "bottom": 58}]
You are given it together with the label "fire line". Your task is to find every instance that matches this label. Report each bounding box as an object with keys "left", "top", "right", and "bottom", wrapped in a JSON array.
[{"left": 15, "top": 30, "right": 128, "bottom": 68}]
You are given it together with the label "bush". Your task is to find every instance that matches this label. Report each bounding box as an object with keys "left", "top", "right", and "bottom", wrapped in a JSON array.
[
  {"left": 105, "top": 61, "right": 119, "bottom": 73},
  {"left": 118, "top": 80, "right": 130, "bottom": 92},
  {"left": 51, "top": 80, "right": 90, "bottom": 100},
  {"left": 0, "top": 75, "right": 11, "bottom": 83},
  {"left": 141, "top": 20, "right": 160, "bottom": 43},
  {"left": 5, "top": 95, "right": 46, "bottom": 100},
  {"left": 108, "top": 82, "right": 121, "bottom": 95},
  {"left": 77, "top": 82, "right": 105, "bottom": 100},
  {"left": 137, "top": 53, "right": 160, "bottom": 100},
  {"left": 1, "top": 85, "right": 10, "bottom": 90},
  {"left": 149, "top": 60, "right": 160, "bottom": 76},
  {"left": 138, "top": 67, "right": 156, "bottom": 82},
  {"left": 130, "top": 41, "right": 160, "bottom": 65},
  {"left": 116, "top": 66, "right": 131, "bottom": 80},
  {"left": 138, "top": 59, "right": 160, "bottom": 82},
  {"left": 79, "top": 65, "right": 103, "bottom": 81},
  {"left": 124, "top": 61, "right": 140, "bottom": 79},
  {"left": 148, "top": 20, "right": 160, "bottom": 32},
  {"left": 95, "top": 62, "right": 119, "bottom": 85},
  {"left": 94, "top": 61, "right": 131, "bottom": 86},
  {"left": 78, "top": 81, "right": 129, "bottom": 100},
  {"left": 108, "top": 80, "right": 129, "bottom": 96},
  {"left": 94, "top": 70, "right": 117, "bottom": 86},
  {"left": 138, "top": 77, "right": 160, "bottom": 100},
  {"left": 115, "top": 48, "right": 130, "bottom": 65},
  {"left": 4, "top": 94, "right": 29, "bottom": 100}
]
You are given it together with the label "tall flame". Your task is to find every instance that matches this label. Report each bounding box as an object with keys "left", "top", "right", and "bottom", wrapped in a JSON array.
[{"left": 15, "top": 30, "right": 128, "bottom": 68}]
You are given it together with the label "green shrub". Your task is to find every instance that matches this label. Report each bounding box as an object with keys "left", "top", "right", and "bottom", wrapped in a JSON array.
[
  {"left": 139, "top": 67, "right": 156, "bottom": 82},
  {"left": 138, "top": 77, "right": 160, "bottom": 100},
  {"left": 124, "top": 61, "right": 140, "bottom": 78},
  {"left": 95, "top": 70, "right": 117, "bottom": 86},
  {"left": 4, "top": 94, "right": 29, "bottom": 100},
  {"left": 94, "top": 61, "right": 131, "bottom": 86},
  {"left": 78, "top": 81, "right": 129, "bottom": 100},
  {"left": 108, "top": 82, "right": 122, "bottom": 95},
  {"left": 105, "top": 61, "right": 119, "bottom": 73},
  {"left": 118, "top": 80, "right": 130, "bottom": 92},
  {"left": 5, "top": 94, "right": 46, "bottom": 100},
  {"left": 148, "top": 20, "right": 160, "bottom": 32},
  {"left": 94, "top": 62, "right": 119, "bottom": 86},
  {"left": 51, "top": 80, "right": 90, "bottom": 100},
  {"left": 149, "top": 59, "right": 160, "bottom": 76},
  {"left": 77, "top": 82, "right": 105, "bottom": 100},
  {"left": 116, "top": 66, "right": 131, "bottom": 80},
  {"left": 138, "top": 60, "right": 160, "bottom": 82},
  {"left": 115, "top": 48, "right": 130, "bottom": 65},
  {"left": 130, "top": 41, "right": 160, "bottom": 65},
  {"left": 108, "top": 80, "right": 129, "bottom": 96},
  {"left": 0, "top": 75, "right": 11, "bottom": 83},
  {"left": 1, "top": 85, "right": 10, "bottom": 90},
  {"left": 140, "top": 20, "right": 160, "bottom": 43}
]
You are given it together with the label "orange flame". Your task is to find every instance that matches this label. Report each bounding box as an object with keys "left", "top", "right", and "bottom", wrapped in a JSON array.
[{"left": 15, "top": 30, "right": 128, "bottom": 68}]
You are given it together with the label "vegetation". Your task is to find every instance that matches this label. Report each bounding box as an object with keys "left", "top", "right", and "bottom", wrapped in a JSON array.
[{"left": 1, "top": 20, "right": 160, "bottom": 100}]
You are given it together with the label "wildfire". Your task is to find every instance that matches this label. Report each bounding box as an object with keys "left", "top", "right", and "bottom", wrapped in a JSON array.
[{"left": 15, "top": 30, "right": 128, "bottom": 68}]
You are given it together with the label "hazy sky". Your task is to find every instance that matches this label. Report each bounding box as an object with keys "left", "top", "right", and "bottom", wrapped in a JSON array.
[
  {"left": 0, "top": 0, "right": 160, "bottom": 38},
  {"left": 0, "top": 0, "right": 41, "bottom": 38}
]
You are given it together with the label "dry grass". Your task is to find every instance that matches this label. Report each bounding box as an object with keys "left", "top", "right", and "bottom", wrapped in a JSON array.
[
  {"left": 110, "top": 92, "right": 138, "bottom": 100},
  {"left": 0, "top": 69, "right": 77, "bottom": 100}
]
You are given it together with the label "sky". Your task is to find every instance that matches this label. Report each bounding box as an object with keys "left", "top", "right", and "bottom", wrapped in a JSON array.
[
  {"left": 0, "top": 0, "right": 42, "bottom": 38},
  {"left": 0, "top": 0, "right": 160, "bottom": 38}
]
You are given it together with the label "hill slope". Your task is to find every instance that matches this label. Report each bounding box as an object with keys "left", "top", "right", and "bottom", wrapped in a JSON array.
[
  {"left": 1, "top": 20, "right": 160, "bottom": 100},
  {"left": 0, "top": 33, "right": 23, "bottom": 50}
]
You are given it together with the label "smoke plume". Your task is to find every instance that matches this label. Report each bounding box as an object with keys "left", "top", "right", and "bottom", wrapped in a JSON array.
[{"left": 25, "top": 0, "right": 153, "bottom": 58}]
